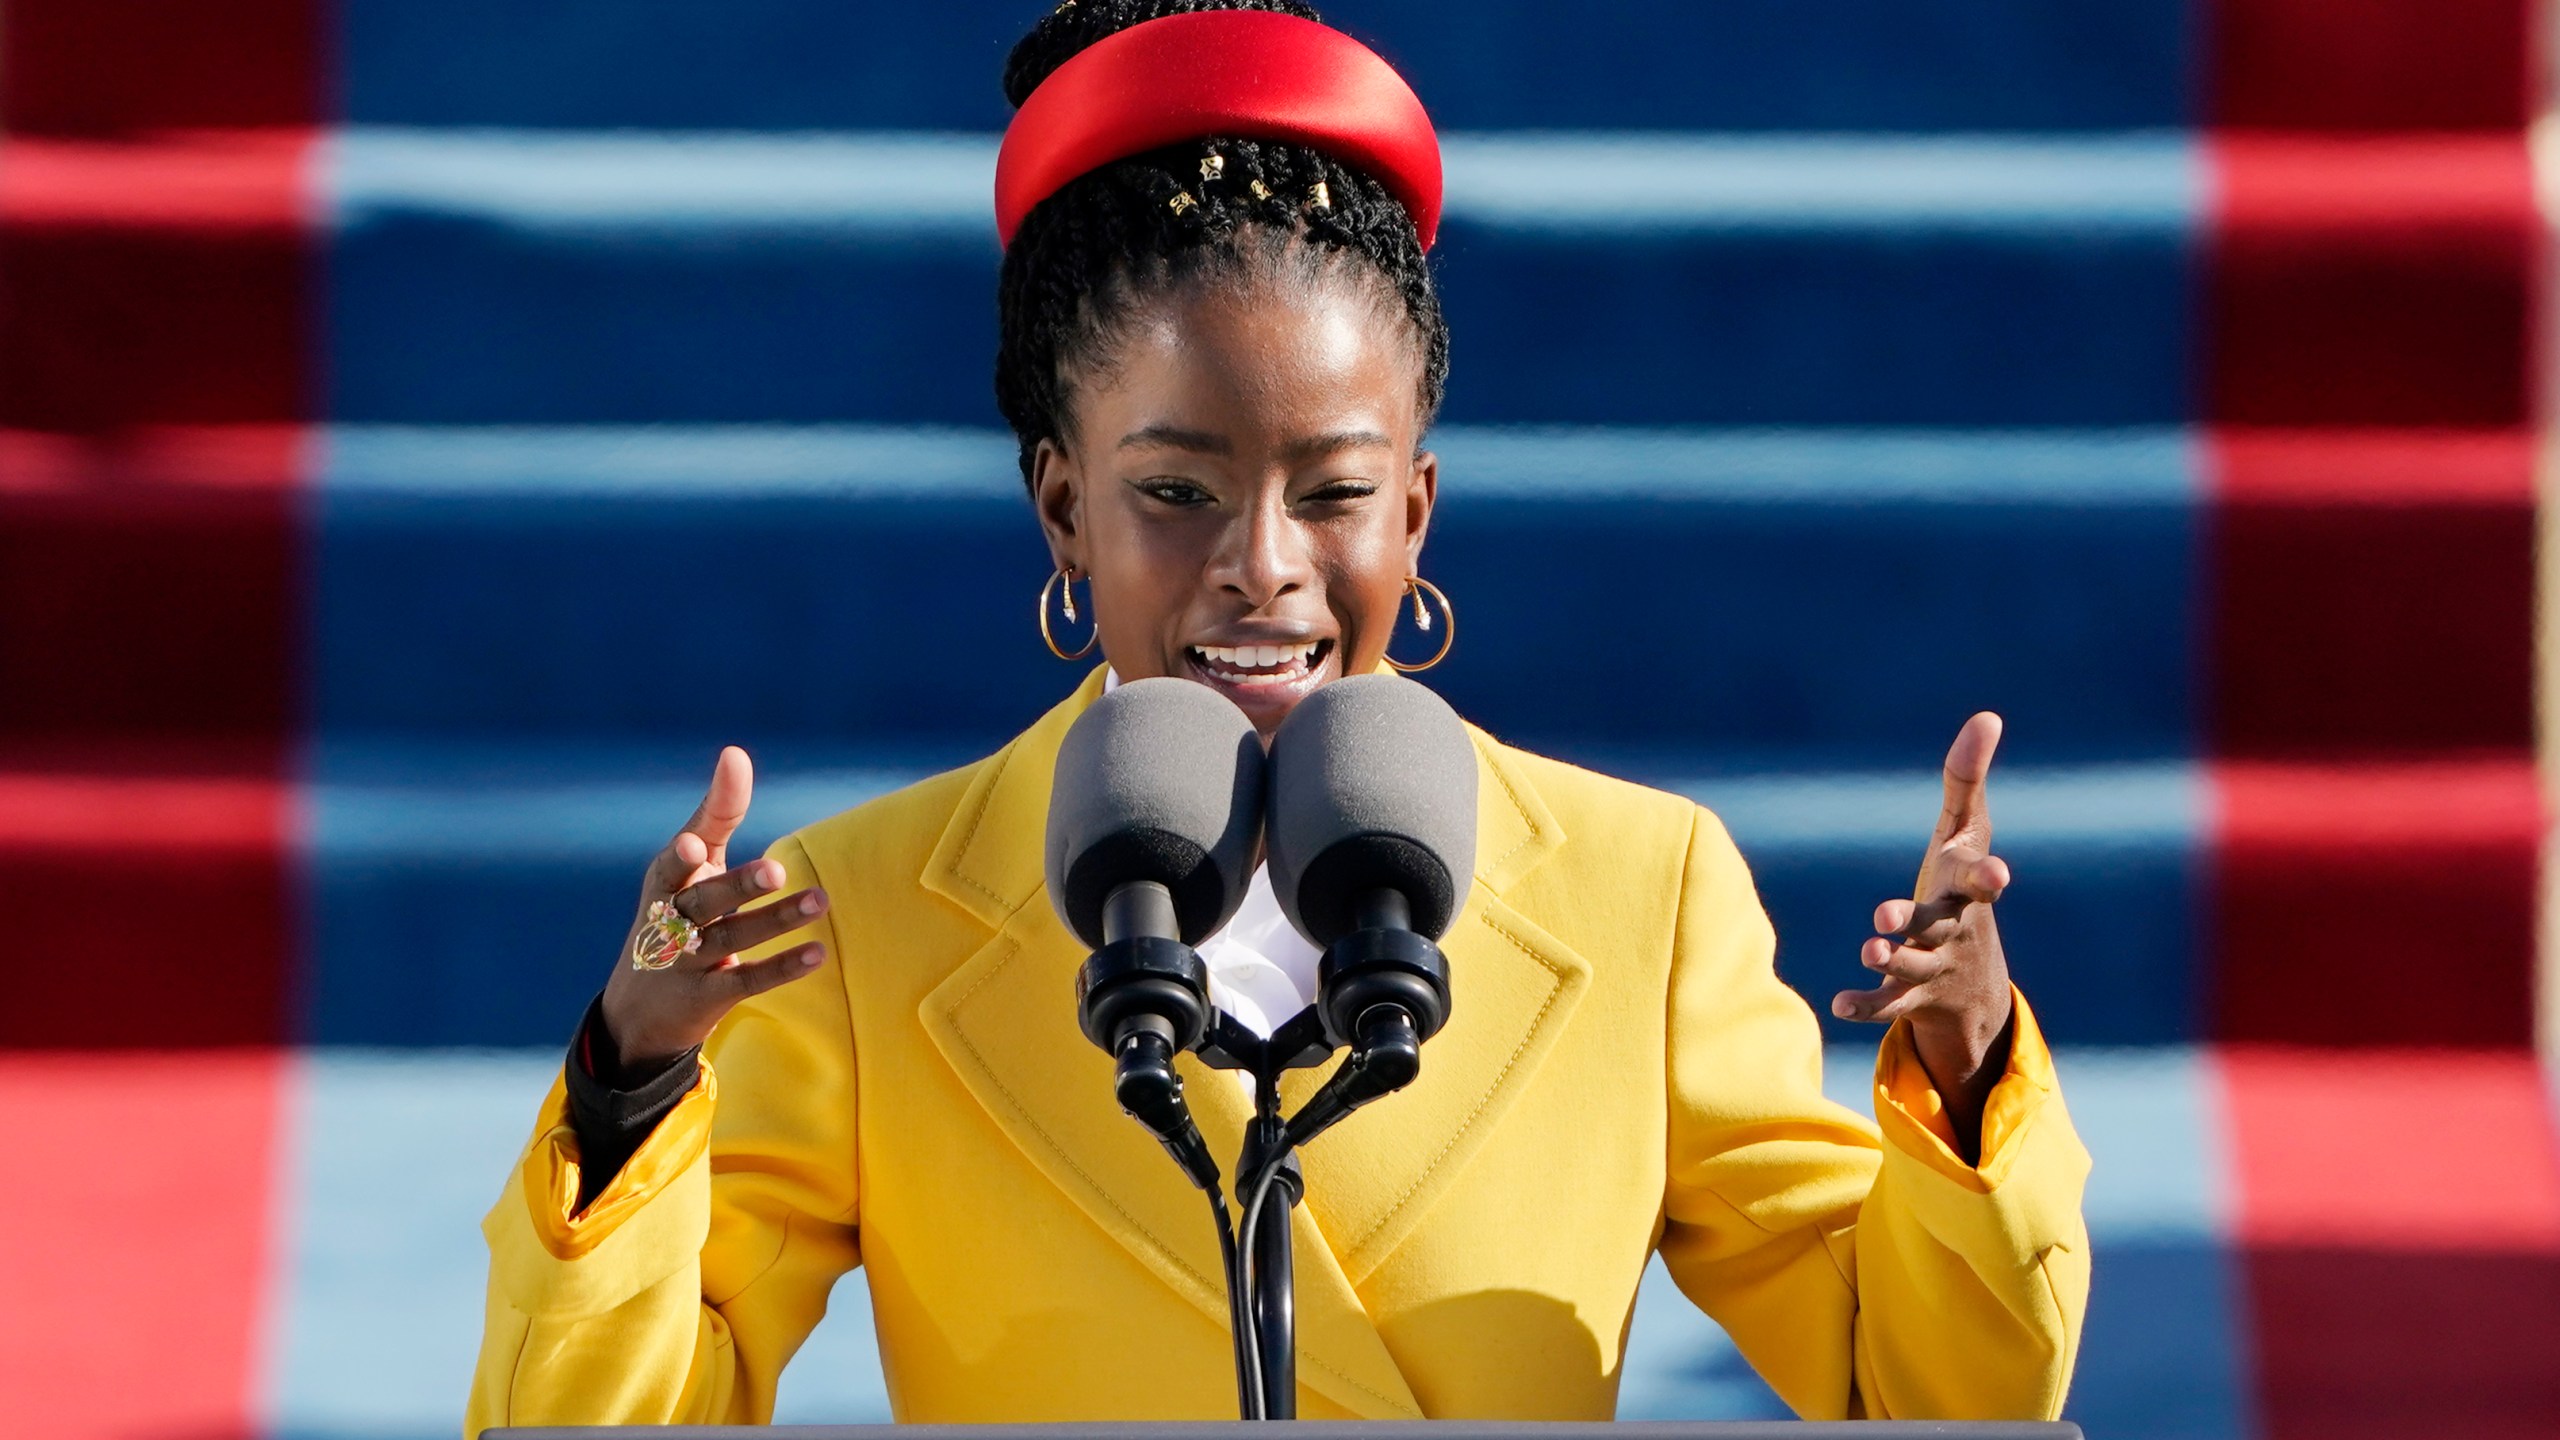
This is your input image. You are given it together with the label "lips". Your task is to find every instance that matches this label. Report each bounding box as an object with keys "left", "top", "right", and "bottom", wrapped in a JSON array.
[
  {"left": 1187, "top": 640, "right": 1326, "bottom": 682},
  {"left": 1182, "top": 637, "right": 1336, "bottom": 720}
]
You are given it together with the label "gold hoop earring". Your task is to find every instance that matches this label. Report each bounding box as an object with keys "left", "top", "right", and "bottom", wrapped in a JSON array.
[
  {"left": 1384, "top": 576, "right": 1455, "bottom": 673},
  {"left": 1039, "top": 566, "right": 1098, "bottom": 661}
]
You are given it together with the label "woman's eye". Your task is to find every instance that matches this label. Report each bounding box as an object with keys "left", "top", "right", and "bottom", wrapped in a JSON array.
[
  {"left": 1138, "top": 479, "right": 1214, "bottom": 506},
  {"left": 1303, "top": 480, "right": 1379, "bottom": 506}
]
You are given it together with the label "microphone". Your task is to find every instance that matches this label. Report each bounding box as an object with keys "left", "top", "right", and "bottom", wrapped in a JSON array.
[
  {"left": 1046, "top": 677, "right": 1267, "bottom": 1191},
  {"left": 1264, "top": 675, "right": 1476, "bottom": 1149}
]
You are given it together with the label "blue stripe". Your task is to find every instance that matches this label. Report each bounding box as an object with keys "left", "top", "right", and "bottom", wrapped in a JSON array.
[
  {"left": 341, "top": 0, "right": 2196, "bottom": 134},
  {"left": 300, "top": 752, "right": 2202, "bottom": 1047},
  {"left": 308, "top": 425, "right": 2197, "bottom": 758},
  {"left": 322, "top": 132, "right": 2198, "bottom": 427},
  {"left": 1681, "top": 765, "right": 2204, "bottom": 1048}
]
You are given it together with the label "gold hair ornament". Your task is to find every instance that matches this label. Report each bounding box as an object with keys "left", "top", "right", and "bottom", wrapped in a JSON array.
[
  {"left": 1039, "top": 566, "right": 1100, "bottom": 660},
  {"left": 1384, "top": 576, "right": 1455, "bottom": 672}
]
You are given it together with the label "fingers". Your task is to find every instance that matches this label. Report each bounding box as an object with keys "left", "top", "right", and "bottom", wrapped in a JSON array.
[
  {"left": 1860, "top": 934, "right": 1950, "bottom": 985},
  {"left": 697, "top": 886, "right": 828, "bottom": 960},
  {"left": 1833, "top": 973, "right": 1925, "bottom": 1025},
  {"left": 1927, "top": 711, "right": 2004, "bottom": 856},
  {"left": 1953, "top": 852, "right": 2011, "bottom": 904},
  {"left": 1874, "top": 852, "right": 2009, "bottom": 947},
  {"left": 713, "top": 940, "right": 828, "bottom": 1001},
  {"left": 673, "top": 856, "right": 789, "bottom": 924},
  {"left": 642, "top": 828, "right": 715, "bottom": 904},
  {"left": 639, "top": 748, "right": 756, "bottom": 904},
  {"left": 679, "top": 746, "right": 756, "bottom": 868}
]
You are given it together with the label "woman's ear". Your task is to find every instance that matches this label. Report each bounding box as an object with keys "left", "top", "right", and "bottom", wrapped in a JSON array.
[
  {"left": 1404, "top": 448, "right": 1440, "bottom": 569},
  {"left": 1030, "top": 437, "right": 1084, "bottom": 571}
]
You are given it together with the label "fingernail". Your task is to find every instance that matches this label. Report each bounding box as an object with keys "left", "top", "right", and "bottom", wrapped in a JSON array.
[
  {"left": 799, "top": 892, "right": 824, "bottom": 915},
  {"left": 801, "top": 951, "right": 822, "bottom": 968},
  {"left": 1832, "top": 996, "right": 1853, "bottom": 1019}
]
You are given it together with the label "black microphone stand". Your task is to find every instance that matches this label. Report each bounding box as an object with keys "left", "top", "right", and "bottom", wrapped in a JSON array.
[
  {"left": 1085, "top": 883, "right": 1450, "bottom": 1420},
  {"left": 1191, "top": 891, "right": 1449, "bottom": 1420},
  {"left": 1197, "top": 1006, "right": 1331, "bottom": 1420}
]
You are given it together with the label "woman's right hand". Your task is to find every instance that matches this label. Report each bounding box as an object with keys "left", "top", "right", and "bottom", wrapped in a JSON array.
[{"left": 599, "top": 746, "right": 830, "bottom": 1069}]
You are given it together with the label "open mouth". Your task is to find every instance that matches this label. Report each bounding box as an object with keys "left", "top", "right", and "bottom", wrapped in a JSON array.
[{"left": 1184, "top": 638, "right": 1334, "bottom": 688}]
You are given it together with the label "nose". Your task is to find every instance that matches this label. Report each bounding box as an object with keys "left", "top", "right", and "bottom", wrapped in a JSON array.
[{"left": 1207, "top": 487, "right": 1315, "bottom": 610}]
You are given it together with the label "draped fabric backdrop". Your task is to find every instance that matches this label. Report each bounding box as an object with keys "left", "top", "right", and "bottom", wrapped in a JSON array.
[{"left": 1, "top": 2, "right": 2555, "bottom": 1436}]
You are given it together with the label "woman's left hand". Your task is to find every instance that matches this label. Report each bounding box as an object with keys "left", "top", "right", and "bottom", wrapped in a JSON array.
[{"left": 1831, "top": 711, "right": 2017, "bottom": 1161}]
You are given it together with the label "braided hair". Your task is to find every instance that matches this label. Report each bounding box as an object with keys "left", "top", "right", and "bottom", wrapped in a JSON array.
[{"left": 995, "top": 0, "right": 1452, "bottom": 486}]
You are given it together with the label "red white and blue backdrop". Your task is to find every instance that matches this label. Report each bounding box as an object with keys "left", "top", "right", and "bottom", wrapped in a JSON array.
[{"left": 3, "top": 2, "right": 2557, "bottom": 1436}]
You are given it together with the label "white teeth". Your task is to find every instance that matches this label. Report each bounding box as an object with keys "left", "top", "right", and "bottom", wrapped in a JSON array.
[{"left": 1190, "top": 641, "right": 1321, "bottom": 677}]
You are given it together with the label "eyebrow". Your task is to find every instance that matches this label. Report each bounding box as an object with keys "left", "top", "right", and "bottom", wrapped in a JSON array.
[
  {"left": 1114, "top": 425, "right": 1395, "bottom": 463},
  {"left": 1118, "top": 425, "right": 1231, "bottom": 456}
]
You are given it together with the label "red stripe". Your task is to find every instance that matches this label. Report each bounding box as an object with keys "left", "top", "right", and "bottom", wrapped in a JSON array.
[
  {"left": 2221, "top": 1048, "right": 2560, "bottom": 1439},
  {"left": 2207, "top": 135, "right": 2541, "bottom": 428},
  {"left": 0, "top": 0, "right": 323, "bottom": 134},
  {"left": 2210, "top": 0, "right": 2538, "bottom": 130},
  {"left": 2205, "top": 429, "right": 2534, "bottom": 756},
  {"left": 2209, "top": 760, "right": 2541, "bottom": 1047},
  {"left": 0, "top": 135, "right": 317, "bottom": 430},
  {"left": 0, "top": 428, "right": 303, "bottom": 742},
  {"left": 0, "top": 763, "right": 296, "bottom": 1048},
  {"left": 0, "top": 1050, "right": 288, "bottom": 1439}
]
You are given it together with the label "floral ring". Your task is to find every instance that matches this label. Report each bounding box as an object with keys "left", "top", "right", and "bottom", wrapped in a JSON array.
[{"left": 631, "top": 899, "right": 704, "bottom": 972}]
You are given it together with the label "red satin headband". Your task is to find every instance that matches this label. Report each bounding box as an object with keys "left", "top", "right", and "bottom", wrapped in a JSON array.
[{"left": 994, "top": 10, "right": 1443, "bottom": 250}]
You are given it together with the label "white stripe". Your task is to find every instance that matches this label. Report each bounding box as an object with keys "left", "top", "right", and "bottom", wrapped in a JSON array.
[
  {"left": 326, "top": 128, "right": 2201, "bottom": 234},
  {"left": 1443, "top": 132, "right": 2200, "bottom": 231},
  {"left": 307, "top": 749, "right": 2198, "bottom": 864},
  {"left": 1681, "top": 761, "right": 2202, "bottom": 852},
  {"left": 317, "top": 423, "right": 2197, "bottom": 504}
]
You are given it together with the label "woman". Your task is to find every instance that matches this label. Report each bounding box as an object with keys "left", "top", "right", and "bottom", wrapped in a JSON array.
[{"left": 466, "top": 1, "right": 2088, "bottom": 1428}]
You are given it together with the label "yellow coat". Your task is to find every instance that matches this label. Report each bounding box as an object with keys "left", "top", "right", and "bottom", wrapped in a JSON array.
[{"left": 468, "top": 670, "right": 2089, "bottom": 1430}]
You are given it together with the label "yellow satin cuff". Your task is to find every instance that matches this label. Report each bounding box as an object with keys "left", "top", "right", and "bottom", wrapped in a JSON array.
[
  {"left": 1871, "top": 985, "right": 2057, "bottom": 1193},
  {"left": 522, "top": 1059, "right": 720, "bottom": 1261}
]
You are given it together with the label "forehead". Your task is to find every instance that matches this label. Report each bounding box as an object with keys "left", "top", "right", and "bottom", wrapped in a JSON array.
[{"left": 1087, "top": 268, "right": 1423, "bottom": 442}]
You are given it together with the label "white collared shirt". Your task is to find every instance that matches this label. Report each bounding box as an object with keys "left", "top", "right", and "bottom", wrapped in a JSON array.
[{"left": 1102, "top": 668, "right": 1322, "bottom": 1037}]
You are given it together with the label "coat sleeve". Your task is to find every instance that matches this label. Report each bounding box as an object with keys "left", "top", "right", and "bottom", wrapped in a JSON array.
[
  {"left": 464, "top": 833, "right": 861, "bottom": 1434},
  {"left": 1654, "top": 807, "right": 2090, "bottom": 1421}
]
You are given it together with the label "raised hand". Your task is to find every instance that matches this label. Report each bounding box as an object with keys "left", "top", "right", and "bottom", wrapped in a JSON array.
[
  {"left": 599, "top": 746, "right": 830, "bottom": 1069},
  {"left": 1831, "top": 712, "right": 2017, "bottom": 1157}
]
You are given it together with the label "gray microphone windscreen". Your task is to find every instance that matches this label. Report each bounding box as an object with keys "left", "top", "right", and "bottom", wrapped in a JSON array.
[
  {"left": 1045, "top": 677, "right": 1267, "bottom": 948},
  {"left": 1266, "top": 675, "right": 1478, "bottom": 946}
]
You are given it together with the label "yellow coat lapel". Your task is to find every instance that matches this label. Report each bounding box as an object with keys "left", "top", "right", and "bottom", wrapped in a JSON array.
[{"left": 915, "top": 677, "right": 1589, "bottom": 1419}]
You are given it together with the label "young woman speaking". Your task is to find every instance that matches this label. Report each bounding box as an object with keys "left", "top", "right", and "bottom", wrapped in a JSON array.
[{"left": 467, "top": 1, "right": 2088, "bottom": 1427}]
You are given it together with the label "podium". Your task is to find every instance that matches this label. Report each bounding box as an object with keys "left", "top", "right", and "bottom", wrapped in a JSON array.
[{"left": 488, "top": 1414, "right": 2088, "bottom": 1424}]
